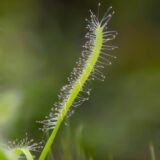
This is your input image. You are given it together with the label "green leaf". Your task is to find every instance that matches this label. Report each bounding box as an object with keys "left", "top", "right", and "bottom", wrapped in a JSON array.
[
  {"left": 0, "top": 146, "right": 14, "bottom": 160},
  {"left": 12, "top": 147, "right": 34, "bottom": 160},
  {"left": 0, "top": 148, "right": 8, "bottom": 160},
  {"left": 39, "top": 6, "right": 117, "bottom": 160},
  {"left": 149, "top": 142, "right": 156, "bottom": 160}
]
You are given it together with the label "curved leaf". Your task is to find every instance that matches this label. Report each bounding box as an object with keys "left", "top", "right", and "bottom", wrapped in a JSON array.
[{"left": 12, "top": 147, "right": 33, "bottom": 160}]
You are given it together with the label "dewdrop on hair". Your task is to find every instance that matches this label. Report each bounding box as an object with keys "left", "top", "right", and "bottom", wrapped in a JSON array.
[{"left": 38, "top": 4, "right": 118, "bottom": 160}]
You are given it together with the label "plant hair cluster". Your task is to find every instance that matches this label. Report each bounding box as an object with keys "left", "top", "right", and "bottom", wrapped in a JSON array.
[{"left": 8, "top": 133, "right": 43, "bottom": 159}]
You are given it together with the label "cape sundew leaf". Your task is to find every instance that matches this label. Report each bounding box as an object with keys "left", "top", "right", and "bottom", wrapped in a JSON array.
[{"left": 39, "top": 5, "right": 118, "bottom": 160}]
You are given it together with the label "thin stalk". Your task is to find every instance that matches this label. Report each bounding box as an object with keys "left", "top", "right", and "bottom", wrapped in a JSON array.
[
  {"left": 39, "top": 25, "right": 103, "bottom": 160},
  {"left": 149, "top": 142, "right": 156, "bottom": 160},
  {"left": 12, "top": 148, "right": 33, "bottom": 160}
]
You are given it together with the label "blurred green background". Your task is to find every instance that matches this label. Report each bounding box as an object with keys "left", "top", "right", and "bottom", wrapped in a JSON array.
[{"left": 0, "top": 0, "right": 160, "bottom": 159}]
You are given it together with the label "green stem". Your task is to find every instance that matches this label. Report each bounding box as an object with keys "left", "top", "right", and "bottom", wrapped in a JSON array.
[
  {"left": 149, "top": 142, "right": 156, "bottom": 160},
  {"left": 12, "top": 148, "right": 33, "bottom": 160},
  {"left": 39, "top": 25, "right": 103, "bottom": 160}
]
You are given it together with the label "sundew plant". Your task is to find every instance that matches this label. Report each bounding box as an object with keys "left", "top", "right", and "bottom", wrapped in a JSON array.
[{"left": 1, "top": 4, "right": 118, "bottom": 160}]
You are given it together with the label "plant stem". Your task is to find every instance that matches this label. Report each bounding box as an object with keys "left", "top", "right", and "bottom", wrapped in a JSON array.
[
  {"left": 150, "top": 142, "right": 156, "bottom": 160},
  {"left": 39, "top": 25, "right": 103, "bottom": 160},
  {"left": 12, "top": 148, "right": 33, "bottom": 160}
]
